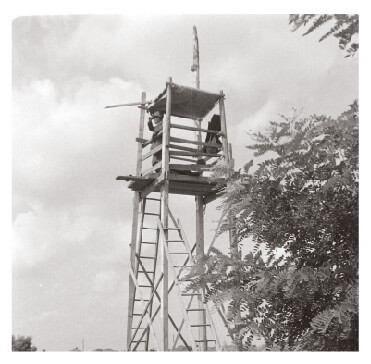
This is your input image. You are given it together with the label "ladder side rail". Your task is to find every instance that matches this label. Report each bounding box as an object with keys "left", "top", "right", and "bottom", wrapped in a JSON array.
[
  {"left": 168, "top": 314, "right": 192, "bottom": 351},
  {"left": 159, "top": 77, "right": 172, "bottom": 351},
  {"left": 177, "top": 217, "right": 221, "bottom": 351},
  {"left": 130, "top": 271, "right": 163, "bottom": 347},
  {"left": 171, "top": 295, "right": 196, "bottom": 351},
  {"left": 134, "top": 199, "right": 146, "bottom": 278},
  {"left": 158, "top": 219, "right": 198, "bottom": 352},
  {"left": 129, "top": 268, "right": 159, "bottom": 351},
  {"left": 200, "top": 291, "right": 221, "bottom": 351},
  {"left": 145, "top": 197, "right": 162, "bottom": 351},
  {"left": 127, "top": 92, "right": 146, "bottom": 350},
  {"left": 133, "top": 304, "right": 161, "bottom": 352},
  {"left": 133, "top": 243, "right": 197, "bottom": 351}
]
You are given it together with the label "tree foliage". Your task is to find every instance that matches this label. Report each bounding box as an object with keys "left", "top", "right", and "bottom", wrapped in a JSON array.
[
  {"left": 185, "top": 101, "right": 359, "bottom": 351},
  {"left": 12, "top": 335, "right": 37, "bottom": 351},
  {"left": 289, "top": 14, "right": 359, "bottom": 56}
]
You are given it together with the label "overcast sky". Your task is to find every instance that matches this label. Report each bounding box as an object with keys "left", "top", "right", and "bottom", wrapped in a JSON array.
[{"left": 12, "top": 14, "right": 358, "bottom": 351}]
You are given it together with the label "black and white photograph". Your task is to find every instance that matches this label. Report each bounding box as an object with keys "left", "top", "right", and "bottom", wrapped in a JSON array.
[{"left": 7, "top": 6, "right": 363, "bottom": 357}]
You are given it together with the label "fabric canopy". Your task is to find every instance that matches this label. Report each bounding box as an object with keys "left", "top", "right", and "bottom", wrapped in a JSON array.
[{"left": 148, "top": 83, "right": 221, "bottom": 120}]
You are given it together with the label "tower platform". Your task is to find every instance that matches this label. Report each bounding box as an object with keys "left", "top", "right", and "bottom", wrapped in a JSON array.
[{"left": 117, "top": 172, "right": 226, "bottom": 202}]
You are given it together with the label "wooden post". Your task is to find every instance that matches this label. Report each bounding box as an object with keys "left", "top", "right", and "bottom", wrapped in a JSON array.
[
  {"left": 219, "top": 91, "right": 241, "bottom": 349},
  {"left": 191, "top": 26, "right": 207, "bottom": 351},
  {"left": 219, "top": 91, "right": 229, "bottom": 160},
  {"left": 160, "top": 77, "right": 172, "bottom": 351},
  {"left": 127, "top": 92, "right": 146, "bottom": 351}
]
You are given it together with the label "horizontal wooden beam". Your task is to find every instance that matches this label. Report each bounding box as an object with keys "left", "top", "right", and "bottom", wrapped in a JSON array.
[
  {"left": 170, "top": 150, "right": 221, "bottom": 158},
  {"left": 170, "top": 123, "right": 223, "bottom": 135},
  {"left": 169, "top": 144, "right": 200, "bottom": 153},
  {"left": 141, "top": 161, "right": 162, "bottom": 176},
  {"left": 169, "top": 163, "right": 212, "bottom": 172},
  {"left": 170, "top": 136, "right": 220, "bottom": 148},
  {"left": 141, "top": 144, "right": 162, "bottom": 161},
  {"left": 170, "top": 155, "right": 197, "bottom": 163}
]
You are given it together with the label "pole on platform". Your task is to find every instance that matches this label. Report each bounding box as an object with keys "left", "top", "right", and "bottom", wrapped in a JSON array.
[
  {"left": 127, "top": 91, "right": 146, "bottom": 351},
  {"left": 160, "top": 77, "right": 172, "bottom": 351}
]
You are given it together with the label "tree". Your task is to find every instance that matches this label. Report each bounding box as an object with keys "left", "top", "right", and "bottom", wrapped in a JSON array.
[
  {"left": 289, "top": 14, "right": 359, "bottom": 56},
  {"left": 12, "top": 335, "right": 37, "bottom": 351},
  {"left": 185, "top": 101, "right": 359, "bottom": 351}
]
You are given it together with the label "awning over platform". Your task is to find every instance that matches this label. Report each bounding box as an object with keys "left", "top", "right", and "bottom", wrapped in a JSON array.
[{"left": 148, "top": 83, "right": 221, "bottom": 120}]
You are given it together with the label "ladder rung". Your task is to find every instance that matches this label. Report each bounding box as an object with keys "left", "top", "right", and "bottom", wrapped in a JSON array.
[
  {"left": 186, "top": 308, "right": 206, "bottom": 311},
  {"left": 145, "top": 198, "right": 161, "bottom": 201},
  {"left": 181, "top": 293, "right": 201, "bottom": 296},
  {"left": 164, "top": 228, "right": 180, "bottom": 230},
  {"left": 141, "top": 241, "right": 157, "bottom": 245},
  {"left": 167, "top": 240, "right": 184, "bottom": 242},
  {"left": 191, "top": 324, "right": 211, "bottom": 327},
  {"left": 195, "top": 339, "right": 216, "bottom": 342},
  {"left": 135, "top": 299, "right": 150, "bottom": 302},
  {"left": 142, "top": 227, "right": 158, "bottom": 230},
  {"left": 139, "top": 256, "right": 155, "bottom": 259},
  {"left": 139, "top": 285, "right": 153, "bottom": 288},
  {"left": 131, "top": 327, "right": 145, "bottom": 330},
  {"left": 132, "top": 313, "right": 143, "bottom": 316},
  {"left": 132, "top": 340, "right": 146, "bottom": 343},
  {"left": 170, "top": 252, "right": 188, "bottom": 255},
  {"left": 138, "top": 271, "right": 154, "bottom": 274},
  {"left": 144, "top": 213, "right": 160, "bottom": 216}
]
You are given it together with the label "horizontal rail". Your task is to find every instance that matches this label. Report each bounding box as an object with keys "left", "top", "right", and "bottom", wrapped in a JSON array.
[
  {"left": 170, "top": 123, "right": 223, "bottom": 135},
  {"left": 170, "top": 136, "right": 221, "bottom": 148},
  {"left": 170, "top": 151, "right": 221, "bottom": 158},
  {"left": 141, "top": 144, "right": 162, "bottom": 161}
]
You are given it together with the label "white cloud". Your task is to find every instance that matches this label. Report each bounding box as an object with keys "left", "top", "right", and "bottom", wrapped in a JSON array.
[{"left": 92, "top": 270, "right": 121, "bottom": 293}]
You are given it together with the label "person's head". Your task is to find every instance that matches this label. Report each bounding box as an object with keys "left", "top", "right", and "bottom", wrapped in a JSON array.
[{"left": 152, "top": 111, "right": 164, "bottom": 124}]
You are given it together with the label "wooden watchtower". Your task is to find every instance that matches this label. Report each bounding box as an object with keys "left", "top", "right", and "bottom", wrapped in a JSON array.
[{"left": 112, "top": 28, "right": 233, "bottom": 351}]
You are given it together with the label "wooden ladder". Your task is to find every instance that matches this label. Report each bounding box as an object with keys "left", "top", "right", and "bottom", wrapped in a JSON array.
[
  {"left": 128, "top": 195, "right": 162, "bottom": 351},
  {"left": 157, "top": 209, "right": 221, "bottom": 351}
]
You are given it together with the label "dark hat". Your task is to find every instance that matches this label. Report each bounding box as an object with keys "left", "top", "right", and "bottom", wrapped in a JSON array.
[{"left": 153, "top": 111, "right": 164, "bottom": 118}]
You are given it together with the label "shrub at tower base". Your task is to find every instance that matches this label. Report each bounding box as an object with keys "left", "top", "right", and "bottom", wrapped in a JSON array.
[{"left": 185, "top": 101, "right": 359, "bottom": 351}]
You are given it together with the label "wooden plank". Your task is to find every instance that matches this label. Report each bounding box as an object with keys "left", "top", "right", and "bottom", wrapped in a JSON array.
[
  {"left": 203, "top": 192, "right": 219, "bottom": 205},
  {"left": 168, "top": 173, "right": 225, "bottom": 184},
  {"left": 140, "top": 176, "right": 162, "bottom": 199},
  {"left": 169, "top": 163, "right": 211, "bottom": 172},
  {"left": 170, "top": 155, "right": 197, "bottom": 163},
  {"left": 142, "top": 144, "right": 162, "bottom": 161},
  {"left": 169, "top": 143, "right": 200, "bottom": 153},
  {"left": 170, "top": 123, "right": 221, "bottom": 134},
  {"left": 170, "top": 151, "right": 221, "bottom": 158},
  {"left": 141, "top": 161, "right": 162, "bottom": 176},
  {"left": 170, "top": 136, "right": 220, "bottom": 148},
  {"left": 136, "top": 137, "right": 149, "bottom": 144},
  {"left": 219, "top": 91, "right": 229, "bottom": 159}
]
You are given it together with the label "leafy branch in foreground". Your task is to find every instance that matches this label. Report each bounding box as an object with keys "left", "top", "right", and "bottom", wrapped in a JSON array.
[
  {"left": 184, "top": 101, "right": 358, "bottom": 351},
  {"left": 289, "top": 14, "right": 359, "bottom": 57}
]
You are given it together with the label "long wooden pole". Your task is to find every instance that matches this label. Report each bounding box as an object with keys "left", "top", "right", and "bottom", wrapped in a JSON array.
[
  {"left": 127, "top": 92, "right": 146, "bottom": 351},
  {"left": 191, "top": 26, "right": 208, "bottom": 351},
  {"left": 160, "top": 77, "right": 172, "bottom": 351}
]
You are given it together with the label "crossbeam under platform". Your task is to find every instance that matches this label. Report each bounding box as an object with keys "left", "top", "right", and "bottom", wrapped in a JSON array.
[{"left": 116, "top": 172, "right": 226, "bottom": 202}]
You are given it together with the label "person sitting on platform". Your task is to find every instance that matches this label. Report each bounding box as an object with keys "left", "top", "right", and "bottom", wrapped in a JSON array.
[
  {"left": 203, "top": 114, "right": 222, "bottom": 154},
  {"left": 147, "top": 110, "right": 164, "bottom": 173}
]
